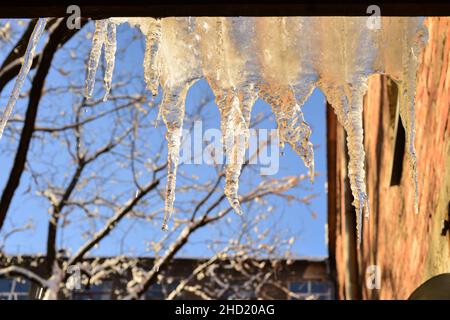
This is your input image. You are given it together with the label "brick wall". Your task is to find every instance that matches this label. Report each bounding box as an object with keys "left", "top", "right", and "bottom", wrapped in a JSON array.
[{"left": 328, "top": 17, "right": 450, "bottom": 300}]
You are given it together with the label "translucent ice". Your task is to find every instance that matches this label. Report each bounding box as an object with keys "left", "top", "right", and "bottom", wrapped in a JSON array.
[
  {"left": 197, "top": 17, "right": 259, "bottom": 215},
  {"left": 85, "top": 20, "right": 107, "bottom": 99},
  {"left": 255, "top": 18, "right": 316, "bottom": 182},
  {"left": 103, "top": 21, "right": 117, "bottom": 101},
  {"left": 80, "top": 17, "right": 427, "bottom": 237},
  {"left": 0, "top": 18, "right": 47, "bottom": 141},
  {"left": 158, "top": 17, "right": 202, "bottom": 230},
  {"left": 143, "top": 19, "right": 162, "bottom": 96}
]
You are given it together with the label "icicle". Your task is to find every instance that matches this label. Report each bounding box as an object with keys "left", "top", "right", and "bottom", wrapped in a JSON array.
[
  {"left": 160, "top": 85, "right": 188, "bottom": 231},
  {"left": 220, "top": 86, "right": 257, "bottom": 216},
  {"left": 224, "top": 18, "right": 259, "bottom": 215},
  {"left": 85, "top": 17, "right": 428, "bottom": 235},
  {"left": 223, "top": 90, "right": 257, "bottom": 215},
  {"left": 0, "top": 18, "right": 47, "bottom": 141},
  {"left": 315, "top": 17, "right": 378, "bottom": 243},
  {"left": 259, "top": 86, "right": 315, "bottom": 182},
  {"left": 158, "top": 17, "right": 202, "bottom": 230},
  {"left": 290, "top": 18, "right": 318, "bottom": 183},
  {"left": 239, "top": 85, "right": 258, "bottom": 148},
  {"left": 344, "top": 86, "right": 370, "bottom": 245},
  {"left": 103, "top": 20, "right": 117, "bottom": 101},
  {"left": 220, "top": 88, "right": 257, "bottom": 215},
  {"left": 85, "top": 20, "right": 107, "bottom": 99},
  {"left": 322, "top": 84, "right": 369, "bottom": 245},
  {"left": 376, "top": 17, "right": 427, "bottom": 214},
  {"left": 197, "top": 17, "right": 259, "bottom": 215},
  {"left": 399, "top": 19, "right": 427, "bottom": 214},
  {"left": 143, "top": 19, "right": 162, "bottom": 96},
  {"left": 399, "top": 79, "right": 419, "bottom": 214},
  {"left": 255, "top": 17, "right": 316, "bottom": 182},
  {"left": 215, "top": 91, "right": 247, "bottom": 216}
]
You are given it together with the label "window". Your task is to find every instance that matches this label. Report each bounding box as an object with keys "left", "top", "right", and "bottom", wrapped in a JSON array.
[
  {"left": 146, "top": 283, "right": 164, "bottom": 300},
  {"left": 310, "top": 281, "right": 330, "bottom": 293},
  {"left": 72, "top": 281, "right": 112, "bottom": 300},
  {"left": 0, "top": 278, "right": 30, "bottom": 300},
  {"left": 289, "top": 281, "right": 308, "bottom": 294},
  {"left": 289, "top": 280, "right": 333, "bottom": 300},
  {"left": 390, "top": 95, "right": 406, "bottom": 186}
]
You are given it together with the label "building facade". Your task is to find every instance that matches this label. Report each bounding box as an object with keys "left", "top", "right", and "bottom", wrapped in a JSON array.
[
  {"left": 0, "top": 256, "right": 334, "bottom": 300},
  {"left": 327, "top": 17, "right": 450, "bottom": 299}
]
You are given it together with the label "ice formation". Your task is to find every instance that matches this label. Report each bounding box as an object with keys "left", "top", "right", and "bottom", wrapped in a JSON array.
[
  {"left": 0, "top": 18, "right": 47, "bottom": 140},
  {"left": 197, "top": 17, "right": 259, "bottom": 216},
  {"left": 83, "top": 17, "right": 427, "bottom": 238},
  {"left": 86, "top": 20, "right": 107, "bottom": 99},
  {"left": 85, "top": 19, "right": 118, "bottom": 101},
  {"left": 142, "top": 19, "right": 161, "bottom": 96},
  {"left": 103, "top": 21, "right": 117, "bottom": 101}
]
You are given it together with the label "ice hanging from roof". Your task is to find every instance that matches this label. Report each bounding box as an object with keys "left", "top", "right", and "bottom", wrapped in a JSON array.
[
  {"left": 154, "top": 17, "right": 202, "bottom": 230},
  {"left": 86, "top": 20, "right": 107, "bottom": 99},
  {"left": 85, "top": 19, "right": 118, "bottom": 101},
  {"left": 255, "top": 18, "right": 316, "bottom": 183},
  {"left": 0, "top": 18, "right": 47, "bottom": 140},
  {"left": 143, "top": 19, "right": 162, "bottom": 96},
  {"left": 197, "top": 17, "right": 259, "bottom": 216},
  {"left": 375, "top": 17, "right": 427, "bottom": 215},
  {"left": 84, "top": 17, "right": 427, "bottom": 236},
  {"left": 103, "top": 21, "right": 117, "bottom": 101}
]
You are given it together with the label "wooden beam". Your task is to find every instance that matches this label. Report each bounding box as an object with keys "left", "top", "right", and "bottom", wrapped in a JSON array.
[
  {"left": 0, "top": 1, "right": 449, "bottom": 18},
  {"left": 326, "top": 102, "right": 338, "bottom": 297}
]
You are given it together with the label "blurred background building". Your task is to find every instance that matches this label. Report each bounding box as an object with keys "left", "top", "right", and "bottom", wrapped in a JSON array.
[{"left": 0, "top": 256, "right": 334, "bottom": 300}]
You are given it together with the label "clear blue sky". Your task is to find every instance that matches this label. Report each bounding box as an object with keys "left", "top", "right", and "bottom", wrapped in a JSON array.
[{"left": 0, "top": 21, "right": 328, "bottom": 259}]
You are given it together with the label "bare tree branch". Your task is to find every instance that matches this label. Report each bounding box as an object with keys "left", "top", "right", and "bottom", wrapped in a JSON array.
[
  {"left": 0, "top": 18, "right": 86, "bottom": 232},
  {"left": 0, "top": 266, "right": 47, "bottom": 287}
]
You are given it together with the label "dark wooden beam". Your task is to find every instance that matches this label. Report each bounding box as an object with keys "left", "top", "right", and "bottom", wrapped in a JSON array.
[
  {"left": 0, "top": 1, "right": 449, "bottom": 18},
  {"left": 326, "top": 102, "right": 338, "bottom": 298}
]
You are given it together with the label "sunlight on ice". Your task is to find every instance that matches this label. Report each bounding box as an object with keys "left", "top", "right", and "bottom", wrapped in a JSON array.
[
  {"left": 143, "top": 19, "right": 162, "bottom": 96},
  {"left": 0, "top": 18, "right": 47, "bottom": 140},
  {"left": 103, "top": 21, "right": 117, "bottom": 101},
  {"left": 80, "top": 17, "right": 427, "bottom": 237},
  {"left": 158, "top": 17, "right": 203, "bottom": 230},
  {"left": 85, "top": 20, "right": 107, "bottom": 99}
]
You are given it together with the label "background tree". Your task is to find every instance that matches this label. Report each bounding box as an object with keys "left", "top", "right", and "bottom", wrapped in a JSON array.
[{"left": 0, "top": 19, "right": 317, "bottom": 299}]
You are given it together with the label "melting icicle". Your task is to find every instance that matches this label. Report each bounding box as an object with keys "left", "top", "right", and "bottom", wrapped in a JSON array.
[
  {"left": 86, "top": 16, "right": 427, "bottom": 235},
  {"left": 85, "top": 20, "right": 107, "bottom": 99},
  {"left": 345, "top": 87, "right": 370, "bottom": 244},
  {"left": 221, "top": 86, "right": 257, "bottom": 215},
  {"left": 376, "top": 17, "right": 428, "bottom": 215},
  {"left": 314, "top": 17, "right": 377, "bottom": 244},
  {"left": 223, "top": 18, "right": 260, "bottom": 216},
  {"left": 0, "top": 18, "right": 47, "bottom": 141},
  {"left": 116, "top": 18, "right": 162, "bottom": 96},
  {"left": 160, "top": 85, "right": 188, "bottom": 231},
  {"left": 256, "top": 17, "right": 316, "bottom": 182},
  {"left": 217, "top": 92, "right": 245, "bottom": 215},
  {"left": 143, "top": 19, "right": 162, "bottom": 96},
  {"left": 399, "top": 20, "right": 427, "bottom": 214},
  {"left": 197, "top": 17, "right": 258, "bottom": 215},
  {"left": 158, "top": 17, "right": 202, "bottom": 230},
  {"left": 260, "top": 86, "right": 315, "bottom": 183},
  {"left": 103, "top": 20, "right": 117, "bottom": 101}
]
